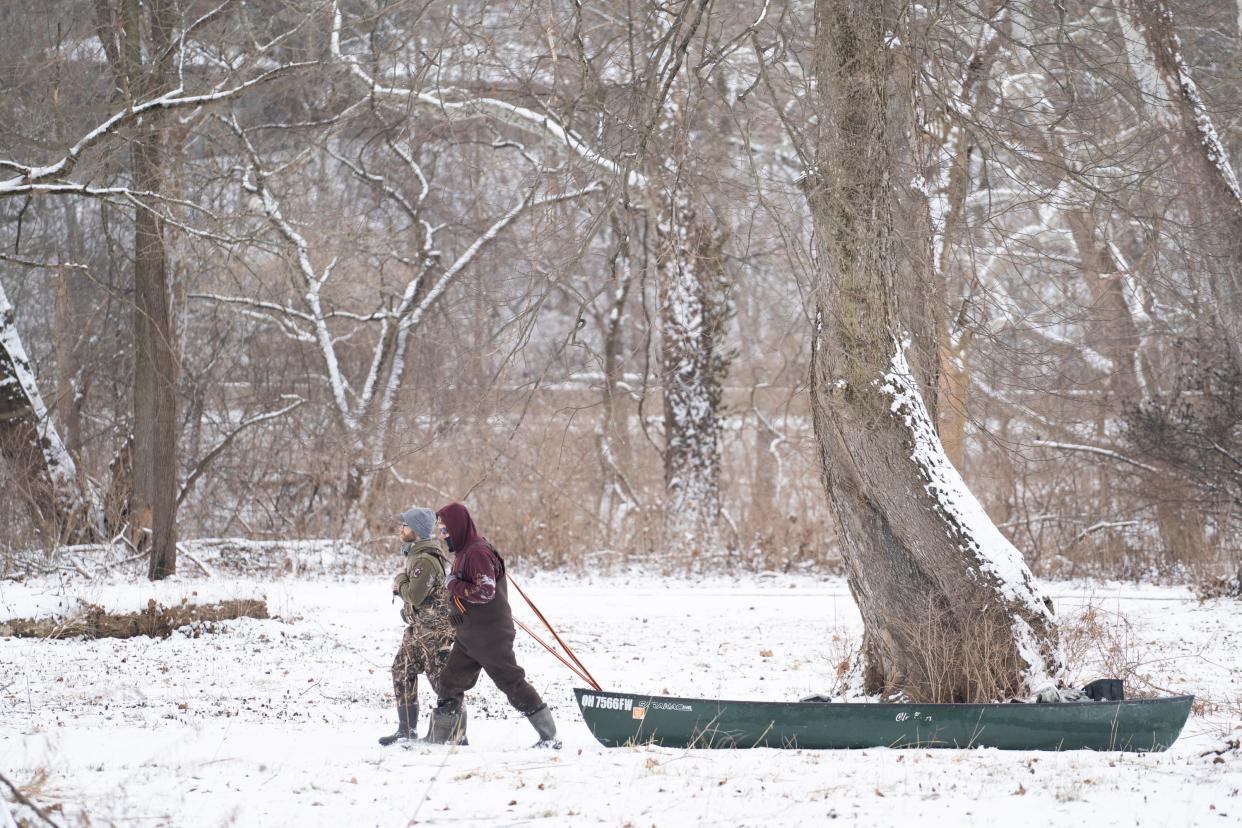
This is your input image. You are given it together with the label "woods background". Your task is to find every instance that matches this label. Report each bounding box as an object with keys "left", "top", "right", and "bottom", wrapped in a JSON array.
[{"left": 1, "top": 0, "right": 1239, "bottom": 582}]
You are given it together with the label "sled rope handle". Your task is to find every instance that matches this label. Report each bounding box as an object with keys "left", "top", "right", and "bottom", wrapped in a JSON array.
[{"left": 509, "top": 574, "right": 603, "bottom": 692}]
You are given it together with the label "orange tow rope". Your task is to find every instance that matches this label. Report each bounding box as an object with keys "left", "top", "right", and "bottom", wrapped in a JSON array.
[
  {"left": 509, "top": 574, "right": 603, "bottom": 692},
  {"left": 513, "top": 618, "right": 600, "bottom": 690}
]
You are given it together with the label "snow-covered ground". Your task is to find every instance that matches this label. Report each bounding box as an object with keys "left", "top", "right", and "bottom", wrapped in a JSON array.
[{"left": 2, "top": 567, "right": 1240, "bottom": 827}]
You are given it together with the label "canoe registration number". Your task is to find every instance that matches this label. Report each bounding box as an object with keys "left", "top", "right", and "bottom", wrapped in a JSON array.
[{"left": 580, "top": 694, "right": 633, "bottom": 711}]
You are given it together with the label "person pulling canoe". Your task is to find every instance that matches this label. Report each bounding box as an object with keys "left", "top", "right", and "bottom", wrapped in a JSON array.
[{"left": 426, "top": 501, "right": 561, "bottom": 749}]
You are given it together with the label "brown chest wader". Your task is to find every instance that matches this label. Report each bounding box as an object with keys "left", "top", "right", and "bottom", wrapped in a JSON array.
[{"left": 428, "top": 546, "right": 560, "bottom": 747}]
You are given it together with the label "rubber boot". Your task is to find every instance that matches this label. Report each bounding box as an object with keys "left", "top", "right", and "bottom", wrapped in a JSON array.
[
  {"left": 378, "top": 703, "right": 418, "bottom": 746},
  {"left": 427, "top": 706, "right": 468, "bottom": 746},
  {"left": 527, "top": 705, "right": 561, "bottom": 749}
]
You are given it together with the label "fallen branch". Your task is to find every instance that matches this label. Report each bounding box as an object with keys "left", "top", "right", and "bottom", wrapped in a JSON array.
[{"left": 1, "top": 598, "right": 267, "bottom": 639}]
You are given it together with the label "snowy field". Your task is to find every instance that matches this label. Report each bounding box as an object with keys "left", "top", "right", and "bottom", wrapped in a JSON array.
[{"left": 3, "top": 565, "right": 1241, "bottom": 827}]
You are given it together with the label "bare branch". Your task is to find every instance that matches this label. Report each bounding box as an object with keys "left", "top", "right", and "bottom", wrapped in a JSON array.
[
  {"left": 0, "top": 60, "right": 317, "bottom": 198},
  {"left": 178, "top": 396, "right": 305, "bottom": 507},
  {"left": 330, "top": 3, "right": 645, "bottom": 188},
  {"left": 1032, "top": 440, "right": 1159, "bottom": 474},
  {"left": 0, "top": 254, "right": 89, "bottom": 272}
]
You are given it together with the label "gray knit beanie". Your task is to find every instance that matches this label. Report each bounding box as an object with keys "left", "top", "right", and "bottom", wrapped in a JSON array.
[{"left": 399, "top": 507, "right": 437, "bottom": 540}]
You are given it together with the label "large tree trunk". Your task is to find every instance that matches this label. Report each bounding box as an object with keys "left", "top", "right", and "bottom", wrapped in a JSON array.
[
  {"left": 657, "top": 192, "right": 730, "bottom": 544},
  {"left": 0, "top": 279, "right": 99, "bottom": 542},
  {"left": 804, "top": 0, "right": 1061, "bottom": 702}
]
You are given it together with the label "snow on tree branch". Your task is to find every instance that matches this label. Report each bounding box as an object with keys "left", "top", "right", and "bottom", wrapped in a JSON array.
[
  {"left": 0, "top": 277, "right": 101, "bottom": 537},
  {"left": 1032, "top": 439, "right": 1159, "bottom": 474},
  {"left": 329, "top": 2, "right": 645, "bottom": 190},
  {"left": 398, "top": 182, "right": 605, "bottom": 336},
  {"left": 0, "top": 61, "right": 316, "bottom": 200}
]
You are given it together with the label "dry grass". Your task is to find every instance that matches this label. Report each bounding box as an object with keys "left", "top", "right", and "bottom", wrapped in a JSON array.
[
  {"left": 825, "top": 596, "right": 1170, "bottom": 704},
  {"left": 1058, "top": 601, "right": 1161, "bottom": 699},
  {"left": 1194, "top": 564, "right": 1242, "bottom": 600},
  {"left": 0, "top": 767, "right": 62, "bottom": 828},
  {"left": 883, "top": 596, "right": 1032, "bottom": 703}
]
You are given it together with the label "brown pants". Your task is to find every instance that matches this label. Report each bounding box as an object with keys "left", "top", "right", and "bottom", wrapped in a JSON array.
[{"left": 436, "top": 629, "right": 544, "bottom": 715}]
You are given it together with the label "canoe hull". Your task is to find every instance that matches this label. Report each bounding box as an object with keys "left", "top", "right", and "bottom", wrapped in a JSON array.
[{"left": 573, "top": 688, "right": 1193, "bottom": 752}]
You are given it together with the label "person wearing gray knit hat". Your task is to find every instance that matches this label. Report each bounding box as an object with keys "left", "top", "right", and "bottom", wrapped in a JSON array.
[
  {"left": 379, "top": 505, "right": 454, "bottom": 746},
  {"left": 399, "top": 507, "right": 437, "bottom": 541}
]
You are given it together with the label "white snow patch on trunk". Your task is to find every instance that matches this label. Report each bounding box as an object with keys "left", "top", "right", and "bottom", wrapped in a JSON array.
[{"left": 881, "top": 338, "right": 1061, "bottom": 694}]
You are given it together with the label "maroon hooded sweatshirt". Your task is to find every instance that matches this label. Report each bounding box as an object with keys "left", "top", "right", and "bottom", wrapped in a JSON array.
[
  {"left": 433, "top": 502, "right": 543, "bottom": 715},
  {"left": 438, "top": 502, "right": 500, "bottom": 605}
]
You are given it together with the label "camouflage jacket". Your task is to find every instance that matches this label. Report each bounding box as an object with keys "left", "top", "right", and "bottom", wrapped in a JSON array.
[{"left": 394, "top": 537, "right": 450, "bottom": 625}]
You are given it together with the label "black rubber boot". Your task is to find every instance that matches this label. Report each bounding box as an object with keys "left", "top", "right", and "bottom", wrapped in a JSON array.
[
  {"left": 378, "top": 703, "right": 418, "bottom": 746},
  {"left": 527, "top": 705, "right": 561, "bottom": 749},
  {"left": 427, "top": 706, "right": 468, "bottom": 746}
]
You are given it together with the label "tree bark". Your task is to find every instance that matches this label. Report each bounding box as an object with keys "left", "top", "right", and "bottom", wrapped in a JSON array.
[
  {"left": 97, "top": 0, "right": 181, "bottom": 578},
  {"left": 133, "top": 126, "right": 179, "bottom": 579},
  {"left": 804, "top": 0, "right": 1061, "bottom": 702},
  {"left": 657, "top": 192, "right": 730, "bottom": 543}
]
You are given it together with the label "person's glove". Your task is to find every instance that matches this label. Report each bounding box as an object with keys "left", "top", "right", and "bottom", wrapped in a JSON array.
[{"left": 392, "top": 570, "right": 408, "bottom": 595}]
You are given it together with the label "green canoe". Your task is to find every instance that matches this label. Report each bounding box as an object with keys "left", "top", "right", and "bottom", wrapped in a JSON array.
[{"left": 574, "top": 688, "right": 1194, "bottom": 752}]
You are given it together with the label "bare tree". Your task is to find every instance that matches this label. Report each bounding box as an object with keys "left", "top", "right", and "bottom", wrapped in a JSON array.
[
  {"left": 92, "top": 0, "right": 181, "bottom": 577},
  {"left": 801, "top": 0, "right": 1062, "bottom": 701}
]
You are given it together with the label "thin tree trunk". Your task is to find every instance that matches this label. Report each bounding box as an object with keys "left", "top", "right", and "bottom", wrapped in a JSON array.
[
  {"left": 937, "top": 332, "right": 971, "bottom": 472},
  {"left": 1066, "top": 209, "right": 1208, "bottom": 565},
  {"left": 98, "top": 0, "right": 181, "bottom": 578},
  {"left": 930, "top": 1, "right": 1008, "bottom": 471},
  {"left": 56, "top": 205, "right": 86, "bottom": 457},
  {"left": 1066, "top": 210, "right": 1147, "bottom": 405},
  {"left": 805, "top": 0, "right": 1061, "bottom": 702},
  {"left": 133, "top": 126, "right": 179, "bottom": 579},
  {"left": 595, "top": 217, "right": 639, "bottom": 528}
]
